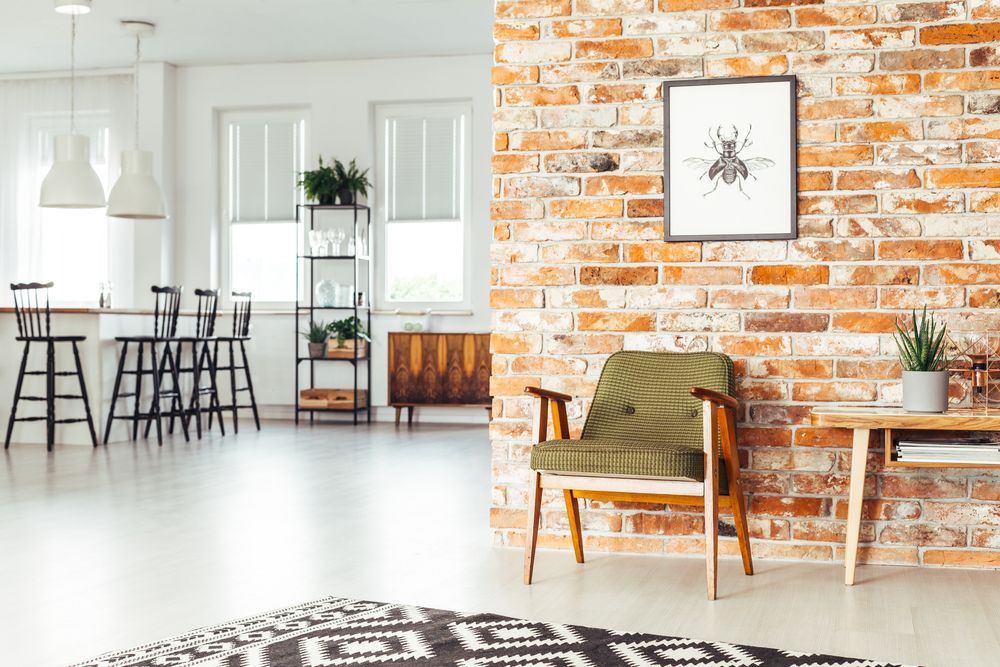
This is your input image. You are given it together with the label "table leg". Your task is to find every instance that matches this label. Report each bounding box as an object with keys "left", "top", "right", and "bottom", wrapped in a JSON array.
[{"left": 844, "top": 427, "right": 870, "bottom": 586}]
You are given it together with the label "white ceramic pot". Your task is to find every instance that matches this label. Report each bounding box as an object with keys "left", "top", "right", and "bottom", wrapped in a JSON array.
[{"left": 901, "top": 370, "right": 949, "bottom": 413}]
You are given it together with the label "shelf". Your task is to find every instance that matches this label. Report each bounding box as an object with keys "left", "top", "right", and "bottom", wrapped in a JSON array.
[
  {"left": 298, "top": 255, "right": 371, "bottom": 261},
  {"left": 298, "top": 203, "right": 370, "bottom": 211},
  {"left": 297, "top": 356, "right": 369, "bottom": 363},
  {"left": 298, "top": 405, "right": 370, "bottom": 412}
]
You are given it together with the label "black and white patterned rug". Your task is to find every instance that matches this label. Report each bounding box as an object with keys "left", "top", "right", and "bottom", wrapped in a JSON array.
[{"left": 74, "top": 596, "right": 906, "bottom": 666}]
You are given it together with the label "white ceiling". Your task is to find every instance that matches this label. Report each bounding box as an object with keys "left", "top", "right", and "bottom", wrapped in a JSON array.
[{"left": 0, "top": 0, "right": 494, "bottom": 74}]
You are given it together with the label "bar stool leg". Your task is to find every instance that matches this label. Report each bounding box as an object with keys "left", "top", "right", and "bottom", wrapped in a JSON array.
[
  {"left": 165, "top": 343, "right": 191, "bottom": 442},
  {"left": 104, "top": 341, "right": 129, "bottom": 444},
  {"left": 146, "top": 344, "right": 175, "bottom": 438},
  {"left": 4, "top": 342, "right": 31, "bottom": 449},
  {"left": 148, "top": 343, "right": 164, "bottom": 446},
  {"left": 228, "top": 340, "right": 238, "bottom": 433},
  {"left": 208, "top": 341, "right": 219, "bottom": 431},
  {"left": 240, "top": 340, "right": 261, "bottom": 431},
  {"left": 205, "top": 342, "right": 225, "bottom": 436},
  {"left": 190, "top": 341, "right": 204, "bottom": 440},
  {"left": 46, "top": 341, "right": 55, "bottom": 452},
  {"left": 71, "top": 342, "right": 99, "bottom": 447},
  {"left": 131, "top": 342, "right": 146, "bottom": 441}
]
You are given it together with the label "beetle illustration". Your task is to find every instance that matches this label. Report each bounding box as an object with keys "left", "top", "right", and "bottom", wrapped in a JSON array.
[{"left": 683, "top": 124, "right": 775, "bottom": 199}]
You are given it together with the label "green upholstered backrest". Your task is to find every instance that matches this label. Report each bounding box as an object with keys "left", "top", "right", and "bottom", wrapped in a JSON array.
[{"left": 581, "top": 351, "right": 736, "bottom": 448}]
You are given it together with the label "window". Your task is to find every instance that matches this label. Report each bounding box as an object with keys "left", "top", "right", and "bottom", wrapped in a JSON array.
[
  {"left": 375, "top": 102, "right": 471, "bottom": 307},
  {"left": 221, "top": 109, "right": 305, "bottom": 304}
]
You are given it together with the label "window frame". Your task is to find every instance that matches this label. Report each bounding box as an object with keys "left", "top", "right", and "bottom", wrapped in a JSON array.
[
  {"left": 373, "top": 101, "right": 473, "bottom": 311},
  {"left": 218, "top": 107, "right": 307, "bottom": 309}
]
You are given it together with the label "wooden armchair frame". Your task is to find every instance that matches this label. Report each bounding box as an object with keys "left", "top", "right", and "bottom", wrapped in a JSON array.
[{"left": 522, "top": 385, "right": 753, "bottom": 600}]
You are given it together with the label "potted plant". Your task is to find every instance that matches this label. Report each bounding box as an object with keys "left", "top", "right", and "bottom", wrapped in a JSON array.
[
  {"left": 894, "top": 307, "right": 950, "bottom": 413},
  {"left": 334, "top": 159, "right": 372, "bottom": 206},
  {"left": 299, "top": 157, "right": 340, "bottom": 206},
  {"left": 328, "top": 315, "right": 370, "bottom": 358},
  {"left": 302, "top": 320, "right": 330, "bottom": 359}
]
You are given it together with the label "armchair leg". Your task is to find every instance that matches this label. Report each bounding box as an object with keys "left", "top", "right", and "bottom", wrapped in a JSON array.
[
  {"left": 564, "top": 489, "right": 584, "bottom": 564},
  {"left": 523, "top": 472, "right": 542, "bottom": 585},
  {"left": 720, "top": 406, "right": 753, "bottom": 576},
  {"left": 703, "top": 401, "right": 720, "bottom": 601},
  {"left": 705, "top": 486, "right": 719, "bottom": 601},
  {"left": 730, "top": 482, "right": 754, "bottom": 576}
]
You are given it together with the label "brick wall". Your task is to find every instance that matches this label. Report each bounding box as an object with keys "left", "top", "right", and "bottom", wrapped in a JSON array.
[{"left": 489, "top": 0, "right": 1000, "bottom": 568}]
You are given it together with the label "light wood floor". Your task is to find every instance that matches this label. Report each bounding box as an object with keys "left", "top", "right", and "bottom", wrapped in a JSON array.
[{"left": 3, "top": 422, "right": 999, "bottom": 667}]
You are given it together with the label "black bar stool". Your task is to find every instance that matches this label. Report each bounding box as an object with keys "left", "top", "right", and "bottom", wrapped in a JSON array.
[
  {"left": 103, "top": 286, "right": 190, "bottom": 446},
  {"left": 212, "top": 291, "right": 260, "bottom": 432},
  {"left": 4, "top": 282, "right": 98, "bottom": 451},
  {"left": 173, "top": 288, "right": 226, "bottom": 439}
]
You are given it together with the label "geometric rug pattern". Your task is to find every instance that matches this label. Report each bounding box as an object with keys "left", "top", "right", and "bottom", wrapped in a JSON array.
[{"left": 72, "top": 596, "right": 908, "bottom": 667}]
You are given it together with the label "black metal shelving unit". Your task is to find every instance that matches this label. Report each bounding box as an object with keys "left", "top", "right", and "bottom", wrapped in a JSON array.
[{"left": 294, "top": 203, "right": 373, "bottom": 425}]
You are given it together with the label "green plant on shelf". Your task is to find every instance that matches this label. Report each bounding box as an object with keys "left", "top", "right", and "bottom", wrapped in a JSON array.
[
  {"left": 301, "top": 319, "right": 331, "bottom": 344},
  {"left": 298, "top": 156, "right": 340, "bottom": 205},
  {"left": 334, "top": 158, "right": 372, "bottom": 204},
  {"left": 329, "top": 316, "right": 369, "bottom": 347},
  {"left": 894, "top": 306, "right": 949, "bottom": 372}
]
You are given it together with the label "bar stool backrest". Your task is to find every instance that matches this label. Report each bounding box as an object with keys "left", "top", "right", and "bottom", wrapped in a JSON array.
[
  {"left": 151, "top": 285, "right": 183, "bottom": 339},
  {"left": 10, "top": 282, "right": 53, "bottom": 339},
  {"left": 193, "top": 288, "right": 219, "bottom": 338},
  {"left": 232, "top": 291, "right": 252, "bottom": 338}
]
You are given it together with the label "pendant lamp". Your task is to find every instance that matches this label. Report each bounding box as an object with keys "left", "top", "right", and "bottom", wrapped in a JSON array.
[
  {"left": 108, "top": 20, "right": 166, "bottom": 220},
  {"left": 40, "top": 9, "right": 106, "bottom": 209},
  {"left": 54, "top": 0, "right": 92, "bottom": 14}
]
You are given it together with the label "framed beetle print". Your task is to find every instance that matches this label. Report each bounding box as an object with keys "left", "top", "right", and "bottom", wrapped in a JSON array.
[{"left": 663, "top": 75, "right": 797, "bottom": 242}]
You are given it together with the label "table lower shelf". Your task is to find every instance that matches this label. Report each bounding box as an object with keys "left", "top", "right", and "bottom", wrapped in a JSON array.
[{"left": 884, "top": 427, "right": 1000, "bottom": 469}]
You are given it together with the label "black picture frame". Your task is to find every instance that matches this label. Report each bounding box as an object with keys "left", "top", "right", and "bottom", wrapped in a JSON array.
[{"left": 663, "top": 75, "right": 798, "bottom": 242}]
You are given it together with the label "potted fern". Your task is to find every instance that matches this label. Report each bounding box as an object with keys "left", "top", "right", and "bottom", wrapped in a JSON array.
[
  {"left": 334, "top": 159, "right": 372, "bottom": 206},
  {"left": 299, "top": 157, "right": 340, "bottom": 205},
  {"left": 894, "top": 307, "right": 950, "bottom": 413}
]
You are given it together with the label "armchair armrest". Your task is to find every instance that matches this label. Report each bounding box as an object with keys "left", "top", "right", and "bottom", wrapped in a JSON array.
[
  {"left": 524, "top": 385, "right": 572, "bottom": 442},
  {"left": 690, "top": 386, "right": 738, "bottom": 410},
  {"left": 524, "top": 386, "right": 572, "bottom": 402}
]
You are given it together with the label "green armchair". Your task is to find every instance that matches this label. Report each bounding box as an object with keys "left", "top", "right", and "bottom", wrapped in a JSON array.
[{"left": 522, "top": 350, "right": 752, "bottom": 600}]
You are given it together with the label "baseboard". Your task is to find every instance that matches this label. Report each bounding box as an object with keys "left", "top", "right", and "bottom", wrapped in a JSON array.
[{"left": 256, "top": 404, "right": 489, "bottom": 424}]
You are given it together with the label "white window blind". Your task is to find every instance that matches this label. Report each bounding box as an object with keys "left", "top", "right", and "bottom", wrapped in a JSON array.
[
  {"left": 222, "top": 110, "right": 305, "bottom": 304},
  {"left": 376, "top": 102, "right": 471, "bottom": 307},
  {"left": 229, "top": 118, "right": 301, "bottom": 223},
  {"left": 386, "top": 113, "right": 463, "bottom": 222}
]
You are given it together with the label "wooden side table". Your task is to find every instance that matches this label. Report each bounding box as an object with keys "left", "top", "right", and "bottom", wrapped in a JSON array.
[{"left": 810, "top": 406, "right": 1000, "bottom": 585}]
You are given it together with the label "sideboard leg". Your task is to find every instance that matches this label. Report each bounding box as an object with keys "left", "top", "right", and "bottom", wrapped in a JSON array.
[
  {"left": 845, "top": 427, "right": 871, "bottom": 586},
  {"left": 394, "top": 406, "right": 401, "bottom": 427}
]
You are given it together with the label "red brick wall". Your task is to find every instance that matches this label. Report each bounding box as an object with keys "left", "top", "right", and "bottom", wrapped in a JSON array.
[{"left": 489, "top": 0, "right": 1000, "bottom": 568}]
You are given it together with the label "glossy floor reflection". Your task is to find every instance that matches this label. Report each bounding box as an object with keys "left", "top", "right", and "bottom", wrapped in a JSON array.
[{"left": 2, "top": 422, "right": 998, "bottom": 667}]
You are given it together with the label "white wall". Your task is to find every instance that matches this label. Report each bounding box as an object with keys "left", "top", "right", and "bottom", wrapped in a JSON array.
[{"left": 171, "top": 54, "right": 493, "bottom": 421}]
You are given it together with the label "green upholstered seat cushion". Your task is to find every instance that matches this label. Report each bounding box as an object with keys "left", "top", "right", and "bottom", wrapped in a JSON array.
[
  {"left": 529, "top": 351, "right": 736, "bottom": 484},
  {"left": 530, "top": 437, "right": 729, "bottom": 491}
]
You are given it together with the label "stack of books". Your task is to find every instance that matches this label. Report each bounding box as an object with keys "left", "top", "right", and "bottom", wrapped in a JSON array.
[{"left": 896, "top": 439, "right": 1000, "bottom": 464}]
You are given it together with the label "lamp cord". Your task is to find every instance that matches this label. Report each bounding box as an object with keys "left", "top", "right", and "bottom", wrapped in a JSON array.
[
  {"left": 133, "top": 33, "right": 141, "bottom": 148},
  {"left": 70, "top": 13, "right": 76, "bottom": 134}
]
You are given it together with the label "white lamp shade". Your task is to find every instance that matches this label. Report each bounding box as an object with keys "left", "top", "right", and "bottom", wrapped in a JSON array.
[
  {"left": 54, "top": 0, "right": 92, "bottom": 14},
  {"left": 39, "top": 134, "right": 106, "bottom": 208},
  {"left": 107, "top": 149, "right": 167, "bottom": 219}
]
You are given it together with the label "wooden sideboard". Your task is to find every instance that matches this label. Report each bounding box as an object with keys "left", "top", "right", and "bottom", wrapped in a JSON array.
[{"left": 387, "top": 332, "right": 491, "bottom": 425}]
